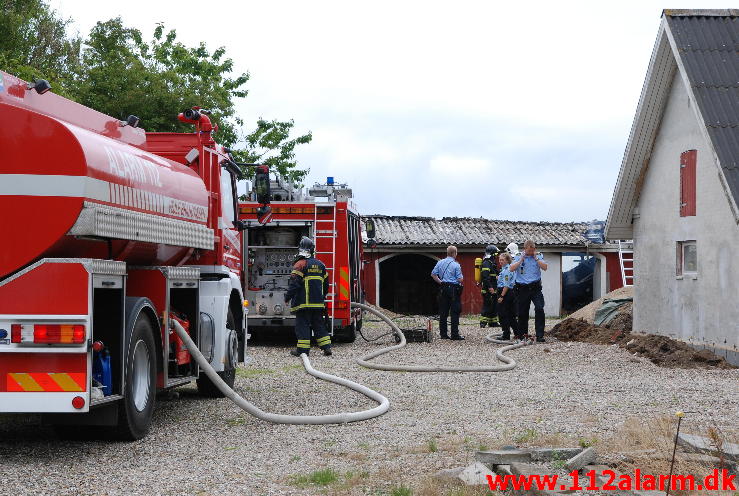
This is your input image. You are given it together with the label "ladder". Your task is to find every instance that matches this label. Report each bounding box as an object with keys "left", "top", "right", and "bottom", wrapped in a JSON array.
[
  {"left": 313, "top": 203, "right": 337, "bottom": 333},
  {"left": 618, "top": 240, "right": 634, "bottom": 287}
]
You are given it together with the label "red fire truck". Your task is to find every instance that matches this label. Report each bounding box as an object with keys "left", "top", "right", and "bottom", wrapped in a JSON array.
[
  {"left": 0, "top": 71, "right": 259, "bottom": 439},
  {"left": 239, "top": 177, "right": 365, "bottom": 342}
]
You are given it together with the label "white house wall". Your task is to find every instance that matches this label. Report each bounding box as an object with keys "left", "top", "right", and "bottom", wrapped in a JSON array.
[{"left": 633, "top": 72, "right": 739, "bottom": 359}]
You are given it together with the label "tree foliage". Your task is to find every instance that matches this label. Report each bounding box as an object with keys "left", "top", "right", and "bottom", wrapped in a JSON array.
[
  {"left": 0, "top": 0, "right": 80, "bottom": 97},
  {"left": 1, "top": 3, "right": 311, "bottom": 182}
]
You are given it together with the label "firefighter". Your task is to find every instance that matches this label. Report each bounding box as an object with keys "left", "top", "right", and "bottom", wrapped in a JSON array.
[
  {"left": 284, "top": 237, "right": 333, "bottom": 357},
  {"left": 479, "top": 245, "right": 501, "bottom": 328}
]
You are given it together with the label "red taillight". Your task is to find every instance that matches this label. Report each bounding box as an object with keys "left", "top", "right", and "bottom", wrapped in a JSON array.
[
  {"left": 33, "top": 324, "right": 85, "bottom": 344},
  {"left": 72, "top": 396, "right": 85, "bottom": 409},
  {"left": 11, "top": 324, "right": 21, "bottom": 343}
]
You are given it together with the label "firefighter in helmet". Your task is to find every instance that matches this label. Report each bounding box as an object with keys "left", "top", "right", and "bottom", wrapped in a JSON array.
[
  {"left": 284, "top": 236, "right": 333, "bottom": 357},
  {"left": 479, "top": 244, "right": 501, "bottom": 328}
]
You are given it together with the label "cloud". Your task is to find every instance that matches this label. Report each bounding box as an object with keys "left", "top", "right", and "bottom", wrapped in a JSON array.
[{"left": 50, "top": 0, "right": 716, "bottom": 221}]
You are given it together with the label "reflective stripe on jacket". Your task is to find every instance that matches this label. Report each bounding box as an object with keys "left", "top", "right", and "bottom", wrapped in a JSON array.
[
  {"left": 286, "top": 257, "right": 329, "bottom": 312},
  {"left": 481, "top": 257, "right": 498, "bottom": 293}
]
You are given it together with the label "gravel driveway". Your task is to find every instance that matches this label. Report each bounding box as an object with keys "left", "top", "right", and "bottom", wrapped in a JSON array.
[{"left": 1, "top": 317, "right": 737, "bottom": 495}]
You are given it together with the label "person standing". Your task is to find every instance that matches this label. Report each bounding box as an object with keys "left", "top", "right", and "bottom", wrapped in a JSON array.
[
  {"left": 479, "top": 245, "right": 500, "bottom": 328},
  {"left": 284, "top": 237, "right": 333, "bottom": 357},
  {"left": 431, "top": 246, "right": 464, "bottom": 340},
  {"left": 496, "top": 252, "right": 518, "bottom": 340},
  {"left": 509, "top": 240, "right": 548, "bottom": 342}
]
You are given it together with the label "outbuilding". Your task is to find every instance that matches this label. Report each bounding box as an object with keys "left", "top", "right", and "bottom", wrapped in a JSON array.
[
  {"left": 363, "top": 216, "right": 623, "bottom": 317},
  {"left": 605, "top": 10, "right": 739, "bottom": 364}
]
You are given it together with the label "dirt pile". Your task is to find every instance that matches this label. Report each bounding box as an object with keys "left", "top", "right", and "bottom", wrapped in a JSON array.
[
  {"left": 551, "top": 304, "right": 734, "bottom": 369},
  {"left": 568, "top": 286, "right": 634, "bottom": 323}
]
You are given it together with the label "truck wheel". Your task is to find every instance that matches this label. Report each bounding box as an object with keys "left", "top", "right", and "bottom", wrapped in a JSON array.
[
  {"left": 114, "top": 313, "right": 157, "bottom": 441},
  {"left": 197, "top": 307, "right": 237, "bottom": 398}
]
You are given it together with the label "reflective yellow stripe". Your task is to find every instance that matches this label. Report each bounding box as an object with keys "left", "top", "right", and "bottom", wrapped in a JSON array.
[
  {"left": 290, "top": 303, "right": 326, "bottom": 312},
  {"left": 291, "top": 270, "right": 304, "bottom": 277},
  {"left": 317, "top": 336, "right": 331, "bottom": 345},
  {"left": 49, "top": 373, "right": 84, "bottom": 392},
  {"left": 482, "top": 268, "right": 491, "bottom": 271},
  {"left": 8, "top": 373, "right": 43, "bottom": 392}
]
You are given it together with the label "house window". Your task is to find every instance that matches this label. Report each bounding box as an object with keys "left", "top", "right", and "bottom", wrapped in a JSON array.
[
  {"left": 680, "top": 150, "right": 697, "bottom": 217},
  {"left": 676, "top": 241, "right": 697, "bottom": 276}
]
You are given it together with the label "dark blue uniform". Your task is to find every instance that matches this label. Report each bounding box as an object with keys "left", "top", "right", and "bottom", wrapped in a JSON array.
[
  {"left": 285, "top": 257, "right": 331, "bottom": 354},
  {"left": 480, "top": 257, "right": 500, "bottom": 327}
]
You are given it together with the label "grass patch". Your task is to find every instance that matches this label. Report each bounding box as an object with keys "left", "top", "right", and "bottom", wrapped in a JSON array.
[
  {"left": 514, "top": 428, "right": 538, "bottom": 444},
  {"left": 427, "top": 439, "right": 438, "bottom": 453},
  {"left": 236, "top": 364, "right": 302, "bottom": 378},
  {"left": 578, "top": 437, "right": 597, "bottom": 448},
  {"left": 390, "top": 486, "right": 413, "bottom": 496},
  {"left": 290, "top": 468, "right": 340, "bottom": 488}
]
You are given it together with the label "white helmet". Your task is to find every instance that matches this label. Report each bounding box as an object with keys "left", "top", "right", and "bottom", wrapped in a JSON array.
[{"left": 506, "top": 242, "right": 519, "bottom": 256}]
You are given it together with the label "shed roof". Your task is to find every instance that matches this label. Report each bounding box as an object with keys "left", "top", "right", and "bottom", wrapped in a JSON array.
[
  {"left": 367, "top": 215, "right": 590, "bottom": 247},
  {"left": 606, "top": 10, "right": 739, "bottom": 239}
]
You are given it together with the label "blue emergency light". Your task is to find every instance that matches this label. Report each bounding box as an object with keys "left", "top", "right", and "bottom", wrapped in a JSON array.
[{"left": 327, "top": 176, "right": 334, "bottom": 185}]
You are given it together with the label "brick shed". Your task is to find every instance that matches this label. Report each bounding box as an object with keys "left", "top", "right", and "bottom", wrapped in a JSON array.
[{"left": 362, "top": 216, "right": 622, "bottom": 317}]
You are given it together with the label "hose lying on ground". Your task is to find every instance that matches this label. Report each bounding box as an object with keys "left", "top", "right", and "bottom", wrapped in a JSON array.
[
  {"left": 172, "top": 319, "right": 390, "bottom": 425},
  {"left": 173, "top": 303, "right": 527, "bottom": 424},
  {"left": 352, "top": 302, "right": 529, "bottom": 372}
]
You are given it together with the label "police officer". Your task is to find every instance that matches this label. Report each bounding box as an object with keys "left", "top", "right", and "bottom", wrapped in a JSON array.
[
  {"left": 479, "top": 245, "right": 501, "bottom": 328},
  {"left": 496, "top": 252, "right": 518, "bottom": 340},
  {"left": 284, "top": 237, "right": 333, "bottom": 357},
  {"left": 431, "top": 246, "right": 464, "bottom": 340},
  {"left": 509, "top": 240, "right": 548, "bottom": 342}
]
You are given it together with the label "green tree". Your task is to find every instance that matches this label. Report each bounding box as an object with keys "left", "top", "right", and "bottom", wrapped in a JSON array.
[
  {"left": 0, "top": 0, "right": 81, "bottom": 97},
  {"left": 233, "top": 119, "right": 312, "bottom": 184},
  {"left": 75, "top": 18, "right": 311, "bottom": 182}
]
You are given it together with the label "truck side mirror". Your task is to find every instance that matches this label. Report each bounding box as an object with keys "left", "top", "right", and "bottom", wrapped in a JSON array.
[
  {"left": 254, "top": 165, "right": 271, "bottom": 205},
  {"left": 365, "top": 219, "right": 376, "bottom": 239}
]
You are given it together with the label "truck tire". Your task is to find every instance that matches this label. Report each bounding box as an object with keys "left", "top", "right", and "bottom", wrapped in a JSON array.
[
  {"left": 197, "top": 307, "right": 237, "bottom": 397},
  {"left": 114, "top": 313, "right": 157, "bottom": 441}
]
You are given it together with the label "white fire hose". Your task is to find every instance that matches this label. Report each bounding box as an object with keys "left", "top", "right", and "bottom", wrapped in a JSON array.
[
  {"left": 352, "top": 302, "right": 528, "bottom": 372},
  {"left": 172, "top": 302, "right": 527, "bottom": 425},
  {"left": 173, "top": 319, "right": 389, "bottom": 424}
]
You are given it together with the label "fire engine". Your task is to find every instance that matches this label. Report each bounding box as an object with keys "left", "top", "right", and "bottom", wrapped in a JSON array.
[
  {"left": 239, "top": 176, "right": 365, "bottom": 342},
  {"left": 0, "top": 71, "right": 263, "bottom": 439}
]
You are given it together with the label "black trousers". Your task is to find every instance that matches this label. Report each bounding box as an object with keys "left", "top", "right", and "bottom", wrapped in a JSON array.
[
  {"left": 516, "top": 282, "right": 545, "bottom": 339},
  {"left": 438, "top": 284, "right": 462, "bottom": 337},
  {"left": 480, "top": 291, "right": 499, "bottom": 325},
  {"left": 496, "top": 291, "right": 518, "bottom": 338},
  {"left": 294, "top": 309, "right": 331, "bottom": 353}
]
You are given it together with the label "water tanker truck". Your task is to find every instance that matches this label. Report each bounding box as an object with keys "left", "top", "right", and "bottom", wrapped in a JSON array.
[{"left": 0, "top": 71, "right": 265, "bottom": 439}]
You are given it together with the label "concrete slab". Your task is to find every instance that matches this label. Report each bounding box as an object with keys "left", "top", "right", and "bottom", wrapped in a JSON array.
[
  {"left": 508, "top": 463, "right": 563, "bottom": 496},
  {"left": 433, "top": 467, "right": 464, "bottom": 480},
  {"left": 677, "top": 433, "right": 739, "bottom": 461},
  {"left": 565, "top": 447, "right": 597, "bottom": 471},
  {"left": 475, "top": 449, "right": 532, "bottom": 466},
  {"left": 457, "top": 462, "right": 496, "bottom": 486},
  {"left": 530, "top": 447, "right": 584, "bottom": 462}
]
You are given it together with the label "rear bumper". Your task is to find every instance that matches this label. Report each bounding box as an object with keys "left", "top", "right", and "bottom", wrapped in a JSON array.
[{"left": 0, "top": 391, "right": 89, "bottom": 413}]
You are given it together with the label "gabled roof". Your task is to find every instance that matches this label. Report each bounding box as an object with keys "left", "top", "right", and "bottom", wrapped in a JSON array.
[
  {"left": 367, "top": 215, "right": 590, "bottom": 247},
  {"left": 606, "top": 10, "right": 739, "bottom": 240}
]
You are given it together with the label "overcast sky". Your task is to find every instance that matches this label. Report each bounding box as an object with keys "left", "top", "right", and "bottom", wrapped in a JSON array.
[{"left": 49, "top": 1, "right": 712, "bottom": 222}]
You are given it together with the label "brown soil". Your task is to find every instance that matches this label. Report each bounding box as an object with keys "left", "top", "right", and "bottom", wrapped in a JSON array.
[{"left": 550, "top": 310, "right": 734, "bottom": 369}]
